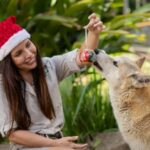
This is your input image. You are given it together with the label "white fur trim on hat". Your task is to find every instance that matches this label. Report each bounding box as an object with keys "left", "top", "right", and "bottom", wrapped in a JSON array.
[{"left": 0, "top": 29, "right": 30, "bottom": 61}]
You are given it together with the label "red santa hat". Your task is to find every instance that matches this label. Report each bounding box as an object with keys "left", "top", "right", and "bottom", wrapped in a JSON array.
[{"left": 0, "top": 16, "right": 30, "bottom": 61}]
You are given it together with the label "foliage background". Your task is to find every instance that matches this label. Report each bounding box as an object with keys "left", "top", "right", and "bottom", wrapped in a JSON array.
[{"left": 0, "top": 0, "right": 150, "bottom": 144}]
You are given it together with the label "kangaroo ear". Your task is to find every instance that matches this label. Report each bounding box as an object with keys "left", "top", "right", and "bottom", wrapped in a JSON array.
[
  {"left": 135, "top": 57, "right": 145, "bottom": 68},
  {"left": 130, "top": 73, "right": 150, "bottom": 88}
]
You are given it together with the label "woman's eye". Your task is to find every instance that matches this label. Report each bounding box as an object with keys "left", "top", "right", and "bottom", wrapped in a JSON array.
[
  {"left": 15, "top": 51, "right": 22, "bottom": 57},
  {"left": 113, "top": 61, "right": 118, "bottom": 67}
]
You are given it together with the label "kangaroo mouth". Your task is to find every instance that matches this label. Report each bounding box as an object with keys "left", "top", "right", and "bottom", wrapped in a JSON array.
[
  {"left": 93, "top": 49, "right": 103, "bottom": 71},
  {"left": 93, "top": 61, "right": 103, "bottom": 71}
]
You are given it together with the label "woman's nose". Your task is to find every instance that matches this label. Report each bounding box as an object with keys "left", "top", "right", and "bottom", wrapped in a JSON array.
[{"left": 25, "top": 49, "right": 33, "bottom": 58}]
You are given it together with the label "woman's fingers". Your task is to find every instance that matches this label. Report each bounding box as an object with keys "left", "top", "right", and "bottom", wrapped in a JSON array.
[
  {"left": 84, "top": 18, "right": 99, "bottom": 29},
  {"left": 88, "top": 13, "right": 97, "bottom": 20},
  {"left": 71, "top": 143, "right": 88, "bottom": 149},
  {"left": 93, "top": 22, "right": 106, "bottom": 31},
  {"left": 84, "top": 13, "right": 105, "bottom": 33},
  {"left": 88, "top": 18, "right": 100, "bottom": 28},
  {"left": 65, "top": 136, "right": 79, "bottom": 142},
  {"left": 63, "top": 136, "right": 88, "bottom": 149},
  {"left": 93, "top": 21, "right": 103, "bottom": 28}
]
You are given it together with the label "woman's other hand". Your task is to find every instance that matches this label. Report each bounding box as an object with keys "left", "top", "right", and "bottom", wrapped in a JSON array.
[{"left": 54, "top": 136, "right": 88, "bottom": 150}]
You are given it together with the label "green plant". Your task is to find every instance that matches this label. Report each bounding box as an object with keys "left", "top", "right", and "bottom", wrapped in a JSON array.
[{"left": 60, "top": 68, "right": 117, "bottom": 138}]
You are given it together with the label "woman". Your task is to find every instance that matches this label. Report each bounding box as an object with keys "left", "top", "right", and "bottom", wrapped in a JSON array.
[{"left": 0, "top": 13, "right": 105, "bottom": 150}]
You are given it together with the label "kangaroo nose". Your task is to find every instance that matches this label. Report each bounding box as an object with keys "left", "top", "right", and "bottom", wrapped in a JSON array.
[
  {"left": 94, "top": 48, "right": 100, "bottom": 54},
  {"left": 94, "top": 49, "right": 106, "bottom": 54}
]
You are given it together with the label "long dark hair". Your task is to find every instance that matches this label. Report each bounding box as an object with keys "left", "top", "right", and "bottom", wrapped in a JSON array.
[{"left": 1, "top": 49, "right": 55, "bottom": 135}]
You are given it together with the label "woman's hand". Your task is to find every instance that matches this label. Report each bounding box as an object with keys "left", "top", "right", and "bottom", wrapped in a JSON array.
[
  {"left": 54, "top": 136, "right": 88, "bottom": 150},
  {"left": 77, "top": 13, "right": 105, "bottom": 66},
  {"left": 84, "top": 13, "right": 105, "bottom": 35}
]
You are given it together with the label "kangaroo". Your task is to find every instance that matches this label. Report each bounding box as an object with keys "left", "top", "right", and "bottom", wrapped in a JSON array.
[{"left": 93, "top": 49, "right": 150, "bottom": 150}]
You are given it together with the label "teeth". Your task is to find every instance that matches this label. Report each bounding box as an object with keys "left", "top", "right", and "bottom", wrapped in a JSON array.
[{"left": 26, "top": 59, "right": 34, "bottom": 64}]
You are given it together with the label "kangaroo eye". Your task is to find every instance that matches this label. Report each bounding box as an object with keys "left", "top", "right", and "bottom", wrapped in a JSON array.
[{"left": 113, "top": 61, "right": 118, "bottom": 67}]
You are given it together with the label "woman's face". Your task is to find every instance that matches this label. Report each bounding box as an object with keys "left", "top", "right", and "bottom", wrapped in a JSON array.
[{"left": 11, "top": 39, "right": 37, "bottom": 73}]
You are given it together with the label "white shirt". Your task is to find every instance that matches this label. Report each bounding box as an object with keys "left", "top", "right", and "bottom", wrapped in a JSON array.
[{"left": 0, "top": 49, "right": 83, "bottom": 137}]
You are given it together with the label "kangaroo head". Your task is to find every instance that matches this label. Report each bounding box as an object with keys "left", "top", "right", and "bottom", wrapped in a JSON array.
[{"left": 93, "top": 49, "right": 150, "bottom": 89}]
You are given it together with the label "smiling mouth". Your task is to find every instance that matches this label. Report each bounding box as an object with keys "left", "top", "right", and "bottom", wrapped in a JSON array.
[
  {"left": 93, "top": 61, "right": 103, "bottom": 71},
  {"left": 26, "top": 58, "right": 36, "bottom": 65}
]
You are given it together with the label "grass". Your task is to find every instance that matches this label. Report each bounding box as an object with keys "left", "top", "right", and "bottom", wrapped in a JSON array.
[{"left": 60, "top": 67, "right": 117, "bottom": 140}]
